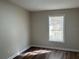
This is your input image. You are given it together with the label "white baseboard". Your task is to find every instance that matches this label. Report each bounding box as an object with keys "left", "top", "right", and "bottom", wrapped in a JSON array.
[
  {"left": 8, "top": 46, "right": 30, "bottom": 59},
  {"left": 31, "top": 44, "right": 79, "bottom": 52}
]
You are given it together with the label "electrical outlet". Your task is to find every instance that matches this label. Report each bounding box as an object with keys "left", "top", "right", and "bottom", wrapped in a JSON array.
[{"left": 17, "top": 52, "right": 20, "bottom": 55}]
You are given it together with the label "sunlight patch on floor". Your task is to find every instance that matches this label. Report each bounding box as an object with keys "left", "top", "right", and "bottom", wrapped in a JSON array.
[{"left": 21, "top": 50, "right": 51, "bottom": 56}]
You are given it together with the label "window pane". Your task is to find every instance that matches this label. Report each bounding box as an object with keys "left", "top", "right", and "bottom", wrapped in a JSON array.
[{"left": 49, "top": 16, "right": 64, "bottom": 42}]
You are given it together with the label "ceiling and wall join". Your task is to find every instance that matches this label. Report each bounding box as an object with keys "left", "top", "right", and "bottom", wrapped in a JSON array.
[{"left": 9, "top": 0, "right": 79, "bottom": 11}]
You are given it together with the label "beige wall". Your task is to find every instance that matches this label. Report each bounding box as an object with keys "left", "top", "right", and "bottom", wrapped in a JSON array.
[
  {"left": 0, "top": 1, "right": 30, "bottom": 59},
  {"left": 31, "top": 8, "right": 79, "bottom": 50}
]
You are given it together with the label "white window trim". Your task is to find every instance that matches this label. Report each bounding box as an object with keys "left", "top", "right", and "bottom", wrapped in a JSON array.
[{"left": 48, "top": 15, "right": 65, "bottom": 43}]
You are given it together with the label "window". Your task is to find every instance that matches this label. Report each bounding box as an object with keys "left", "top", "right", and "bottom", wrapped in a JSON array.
[{"left": 49, "top": 16, "right": 64, "bottom": 42}]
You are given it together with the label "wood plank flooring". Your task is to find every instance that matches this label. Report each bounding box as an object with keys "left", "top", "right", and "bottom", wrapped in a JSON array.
[{"left": 14, "top": 47, "right": 79, "bottom": 59}]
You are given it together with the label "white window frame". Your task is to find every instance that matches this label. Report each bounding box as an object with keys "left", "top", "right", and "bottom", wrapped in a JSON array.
[{"left": 49, "top": 15, "right": 64, "bottom": 43}]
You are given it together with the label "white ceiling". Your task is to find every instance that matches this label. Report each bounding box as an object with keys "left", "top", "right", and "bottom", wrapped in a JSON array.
[{"left": 9, "top": 0, "right": 79, "bottom": 11}]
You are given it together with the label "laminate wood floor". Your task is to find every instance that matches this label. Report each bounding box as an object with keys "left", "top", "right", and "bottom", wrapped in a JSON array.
[{"left": 14, "top": 47, "right": 79, "bottom": 59}]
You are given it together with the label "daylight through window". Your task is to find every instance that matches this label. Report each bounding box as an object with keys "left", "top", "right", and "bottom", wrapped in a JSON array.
[{"left": 49, "top": 16, "right": 64, "bottom": 42}]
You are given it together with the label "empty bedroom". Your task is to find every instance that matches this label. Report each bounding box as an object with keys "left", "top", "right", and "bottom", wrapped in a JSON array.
[{"left": 0, "top": 0, "right": 79, "bottom": 59}]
